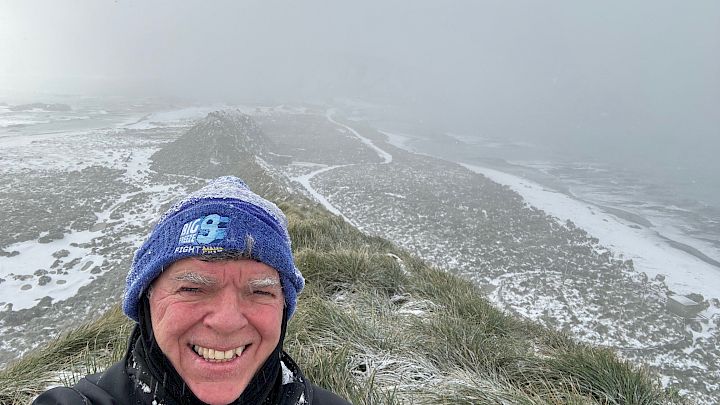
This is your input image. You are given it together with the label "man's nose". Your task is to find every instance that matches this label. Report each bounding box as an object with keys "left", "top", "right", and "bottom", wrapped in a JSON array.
[{"left": 203, "top": 288, "right": 249, "bottom": 332}]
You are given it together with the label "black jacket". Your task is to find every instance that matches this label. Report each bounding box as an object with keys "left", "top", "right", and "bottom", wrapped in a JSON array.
[{"left": 33, "top": 353, "right": 350, "bottom": 405}]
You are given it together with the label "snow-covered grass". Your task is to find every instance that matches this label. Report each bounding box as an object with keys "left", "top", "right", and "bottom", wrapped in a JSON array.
[
  {"left": 0, "top": 203, "right": 681, "bottom": 404},
  {"left": 0, "top": 306, "right": 132, "bottom": 404},
  {"left": 269, "top": 111, "right": 717, "bottom": 402},
  {"left": 0, "top": 103, "right": 705, "bottom": 403}
]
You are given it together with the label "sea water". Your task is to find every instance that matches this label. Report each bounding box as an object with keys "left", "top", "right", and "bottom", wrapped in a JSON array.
[
  {"left": 0, "top": 95, "right": 166, "bottom": 139},
  {"left": 390, "top": 127, "right": 720, "bottom": 300}
]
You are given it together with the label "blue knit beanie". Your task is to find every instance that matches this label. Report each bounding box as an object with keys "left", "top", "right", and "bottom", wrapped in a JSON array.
[{"left": 123, "top": 176, "right": 304, "bottom": 322}]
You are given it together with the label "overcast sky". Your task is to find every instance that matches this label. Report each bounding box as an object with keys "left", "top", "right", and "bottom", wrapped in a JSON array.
[{"left": 1, "top": 0, "right": 718, "bottom": 162}]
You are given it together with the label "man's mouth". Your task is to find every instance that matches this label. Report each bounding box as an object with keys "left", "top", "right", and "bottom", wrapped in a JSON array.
[{"left": 192, "top": 344, "right": 247, "bottom": 362}]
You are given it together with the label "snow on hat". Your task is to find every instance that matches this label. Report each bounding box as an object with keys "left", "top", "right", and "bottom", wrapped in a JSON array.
[{"left": 123, "top": 176, "right": 304, "bottom": 322}]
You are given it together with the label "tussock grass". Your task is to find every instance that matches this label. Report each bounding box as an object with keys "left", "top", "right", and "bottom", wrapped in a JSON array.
[
  {"left": 0, "top": 307, "right": 133, "bottom": 404},
  {"left": 407, "top": 313, "right": 524, "bottom": 374},
  {"left": 286, "top": 208, "right": 393, "bottom": 253},
  {"left": 1, "top": 201, "right": 685, "bottom": 404},
  {"left": 295, "top": 249, "right": 407, "bottom": 296},
  {"left": 406, "top": 257, "right": 515, "bottom": 331},
  {"left": 542, "top": 347, "right": 668, "bottom": 405}
]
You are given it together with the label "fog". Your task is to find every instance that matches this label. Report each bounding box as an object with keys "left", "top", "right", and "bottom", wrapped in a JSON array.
[
  {"left": 2, "top": 0, "right": 719, "bottom": 178},
  {"left": 3, "top": 3, "right": 720, "bottom": 400}
]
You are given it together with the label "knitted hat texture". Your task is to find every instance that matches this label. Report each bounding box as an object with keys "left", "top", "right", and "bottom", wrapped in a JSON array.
[{"left": 123, "top": 176, "right": 304, "bottom": 322}]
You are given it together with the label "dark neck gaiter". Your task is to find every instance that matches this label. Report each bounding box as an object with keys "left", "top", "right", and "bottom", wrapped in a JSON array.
[{"left": 127, "top": 296, "right": 287, "bottom": 405}]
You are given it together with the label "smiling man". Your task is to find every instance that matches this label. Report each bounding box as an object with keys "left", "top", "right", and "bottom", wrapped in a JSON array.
[{"left": 34, "top": 176, "right": 350, "bottom": 405}]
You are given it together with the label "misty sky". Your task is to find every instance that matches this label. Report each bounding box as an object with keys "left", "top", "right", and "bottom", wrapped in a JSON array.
[{"left": 1, "top": 0, "right": 719, "bottom": 171}]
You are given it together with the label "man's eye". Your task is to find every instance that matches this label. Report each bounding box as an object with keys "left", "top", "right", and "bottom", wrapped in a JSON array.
[
  {"left": 253, "top": 290, "right": 274, "bottom": 297},
  {"left": 179, "top": 287, "right": 201, "bottom": 293}
]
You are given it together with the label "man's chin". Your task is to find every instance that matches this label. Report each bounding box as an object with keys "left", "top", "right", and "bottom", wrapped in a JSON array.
[
  {"left": 177, "top": 348, "right": 254, "bottom": 403},
  {"left": 188, "top": 381, "right": 246, "bottom": 405}
]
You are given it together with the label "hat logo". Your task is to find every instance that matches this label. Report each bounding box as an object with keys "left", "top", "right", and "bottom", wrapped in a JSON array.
[{"left": 178, "top": 214, "right": 230, "bottom": 245}]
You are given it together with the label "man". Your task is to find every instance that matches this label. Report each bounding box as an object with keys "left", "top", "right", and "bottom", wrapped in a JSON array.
[{"left": 34, "top": 176, "right": 351, "bottom": 405}]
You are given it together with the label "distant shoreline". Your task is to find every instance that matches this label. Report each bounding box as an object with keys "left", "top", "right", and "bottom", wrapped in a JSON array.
[
  {"left": 423, "top": 138, "right": 720, "bottom": 272},
  {"left": 660, "top": 237, "right": 720, "bottom": 269},
  {"left": 480, "top": 163, "right": 720, "bottom": 272},
  {"left": 478, "top": 158, "right": 720, "bottom": 269},
  {"left": 379, "top": 129, "right": 720, "bottom": 299}
]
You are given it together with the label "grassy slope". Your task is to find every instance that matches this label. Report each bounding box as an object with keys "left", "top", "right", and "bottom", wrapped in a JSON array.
[{"left": 0, "top": 200, "right": 683, "bottom": 404}]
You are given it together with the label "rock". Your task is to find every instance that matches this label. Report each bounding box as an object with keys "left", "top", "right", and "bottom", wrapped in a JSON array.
[
  {"left": 90, "top": 266, "right": 102, "bottom": 274},
  {"left": 56, "top": 279, "right": 67, "bottom": 285},
  {"left": 90, "top": 222, "right": 107, "bottom": 232},
  {"left": 81, "top": 261, "right": 94, "bottom": 271},
  {"left": 63, "top": 257, "right": 82, "bottom": 270},
  {"left": 38, "top": 275, "right": 52, "bottom": 286},
  {"left": 687, "top": 293, "right": 704, "bottom": 303},
  {"left": 0, "top": 250, "right": 20, "bottom": 257},
  {"left": 37, "top": 296, "right": 53, "bottom": 307},
  {"left": 52, "top": 249, "right": 71, "bottom": 259},
  {"left": 39, "top": 230, "right": 64, "bottom": 243},
  {"left": 34, "top": 269, "right": 48, "bottom": 276},
  {"left": 21, "top": 284, "right": 32, "bottom": 291}
]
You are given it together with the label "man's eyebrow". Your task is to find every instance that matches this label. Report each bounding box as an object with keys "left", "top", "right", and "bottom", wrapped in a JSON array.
[
  {"left": 172, "top": 271, "right": 218, "bottom": 286},
  {"left": 248, "top": 277, "right": 281, "bottom": 288}
]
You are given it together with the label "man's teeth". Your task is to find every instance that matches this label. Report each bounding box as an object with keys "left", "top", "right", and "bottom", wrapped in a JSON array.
[{"left": 192, "top": 345, "right": 245, "bottom": 362}]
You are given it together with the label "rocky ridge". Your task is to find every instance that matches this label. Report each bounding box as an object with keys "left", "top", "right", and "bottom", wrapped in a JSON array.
[{"left": 150, "top": 110, "right": 293, "bottom": 198}]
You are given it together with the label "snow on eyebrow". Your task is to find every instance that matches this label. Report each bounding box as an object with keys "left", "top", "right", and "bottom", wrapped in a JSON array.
[
  {"left": 248, "top": 277, "right": 281, "bottom": 288},
  {"left": 172, "top": 271, "right": 217, "bottom": 286}
]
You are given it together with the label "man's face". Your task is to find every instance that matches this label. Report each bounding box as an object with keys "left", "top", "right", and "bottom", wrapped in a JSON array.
[{"left": 149, "top": 257, "right": 284, "bottom": 405}]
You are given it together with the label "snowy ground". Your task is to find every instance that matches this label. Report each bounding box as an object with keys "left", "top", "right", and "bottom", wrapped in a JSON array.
[
  {"left": 0, "top": 104, "right": 200, "bottom": 363},
  {"left": 258, "top": 107, "right": 720, "bottom": 403},
  {"left": 0, "top": 101, "right": 718, "bottom": 402}
]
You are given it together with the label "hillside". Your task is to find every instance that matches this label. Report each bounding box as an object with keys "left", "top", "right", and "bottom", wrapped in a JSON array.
[
  {"left": 151, "top": 109, "right": 292, "bottom": 197},
  {"left": 0, "top": 199, "right": 681, "bottom": 404},
  {"left": 0, "top": 105, "right": 706, "bottom": 403},
  {"left": 253, "top": 110, "right": 719, "bottom": 401}
]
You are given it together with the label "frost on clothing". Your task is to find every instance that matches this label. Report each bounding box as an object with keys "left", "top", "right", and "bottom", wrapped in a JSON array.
[{"left": 123, "top": 176, "right": 305, "bottom": 322}]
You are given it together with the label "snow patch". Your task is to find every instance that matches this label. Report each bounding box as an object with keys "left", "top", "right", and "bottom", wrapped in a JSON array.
[
  {"left": 461, "top": 163, "right": 720, "bottom": 301},
  {"left": 292, "top": 165, "right": 354, "bottom": 224},
  {"left": 123, "top": 105, "right": 228, "bottom": 129},
  {"left": 327, "top": 109, "right": 392, "bottom": 164},
  {"left": 0, "top": 230, "right": 104, "bottom": 310}
]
